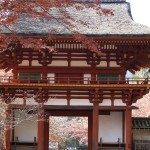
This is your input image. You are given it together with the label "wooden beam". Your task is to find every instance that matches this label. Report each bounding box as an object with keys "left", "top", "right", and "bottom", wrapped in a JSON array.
[
  {"left": 17, "top": 66, "right": 124, "bottom": 74},
  {"left": 9, "top": 104, "right": 138, "bottom": 110},
  {"left": 0, "top": 83, "right": 149, "bottom": 91},
  {"left": 47, "top": 109, "right": 91, "bottom": 117}
]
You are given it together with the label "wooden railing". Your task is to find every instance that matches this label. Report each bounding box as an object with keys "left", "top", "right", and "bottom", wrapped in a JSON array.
[
  {"left": 10, "top": 144, "right": 125, "bottom": 150},
  {"left": 11, "top": 141, "right": 37, "bottom": 150},
  {"left": 100, "top": 148, "right": 124, "bottom": 150},
  {"left": 11, "top": 145, "right": 37, "bottom": 150},
  {"left": 0, "top": 76, "right": 149, "bottom": 85},
  {"left": 134, "top": 140, "right": 150, "bottom": 150},
  {"left": 99, "top": 142, "right": 125, "bottom": 150}
]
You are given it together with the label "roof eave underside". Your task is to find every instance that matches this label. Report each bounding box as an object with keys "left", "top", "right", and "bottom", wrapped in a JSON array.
[{"left": 3, "top": 33, "right": 150, "bottom": 39}]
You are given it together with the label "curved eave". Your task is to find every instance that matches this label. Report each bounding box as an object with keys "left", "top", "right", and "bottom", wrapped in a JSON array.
[
  {"left": 2, "top": 32, "right": 150, "bottom": 37},
  {"left": 2, "top": 33, "right": 150, "bottom": 42}
]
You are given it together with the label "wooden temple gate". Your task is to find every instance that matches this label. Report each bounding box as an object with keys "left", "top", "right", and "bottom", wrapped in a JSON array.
[
  {"left": 0, "top": 76, "right": 150, "bottom": 150},
  {"left": 0, "top": 35, "right": 149, "bottom": 150},
  {"left": 0, "top": 1, "right": 150, "bottom": 149}
]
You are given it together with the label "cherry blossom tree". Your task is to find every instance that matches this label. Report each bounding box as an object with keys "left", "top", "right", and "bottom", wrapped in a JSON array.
[
  {"left": 134, "top": 68, "right": 150, "bottom": 79},
  {"left": 132, "top": 68, "right": 150, "bottom": 117},
  {"left": 49, "top": 116, "right": 88, "bottom": 148},
  {"left": 66, "top": 117, "right": 88, "bottom": 144},
  {"left": 0, "top": 102, "right": 38, "bottom": 149},
  {"left": 49, "top": 117, "right": 69, "bottom": 144},
  {"left": 0, "top": 70, "right": 39, "bottom": 148},
  {"left": 133, "top": 93, "right": 150, "bottom": 117}
]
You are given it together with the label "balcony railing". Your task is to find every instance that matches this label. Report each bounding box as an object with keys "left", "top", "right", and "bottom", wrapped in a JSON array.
[
  {"left": 0, "top": 76, "right": 149, "bottom": 85},
  {"left": 133, "top": 140, "right": 150, "bottom": 150}
]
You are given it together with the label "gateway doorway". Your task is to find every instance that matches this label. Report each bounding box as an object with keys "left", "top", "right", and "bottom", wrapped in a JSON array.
[
  {"left": 46, "top": 109, "right": 92, "bottom": 150},
  {"left": 49, "top": 116, "right": 88, "bottom": 149}
]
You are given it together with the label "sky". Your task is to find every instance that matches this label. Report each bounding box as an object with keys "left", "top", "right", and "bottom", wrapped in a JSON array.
[{"left": 126, "top": 0, "right": 150, "bottom": 27}]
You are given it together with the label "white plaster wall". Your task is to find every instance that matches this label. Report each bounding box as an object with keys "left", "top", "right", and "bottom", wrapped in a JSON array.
[
  {"left": 48, "top": 60, "right": 68, "bottom": 66},
  {"left": 133, "top": 130, "right": 150, "bottom": 140},
  {"left": 14, "top": 110, "right": 37, "bottom": 142},
  {"left": 31, "top": 60, "right": 42, "bottom": 66},
  {"left": 70, "top": 99, "right": 92, "bottom": 106},
  {"left": 99, "top": 111, "right": 123, "bottom": 143},
  {"left": 45, "top": 98, "right": 67, "bottom": 105},
  {"left": 11, "top": 98, "right": 23, "bottom": 105},
  {"left": 26, "top": 98, "right": 38, "bottom": 105},
  {"left": 83, "top": 74, "right": 91, "bottom": 84},
  {"left": 114, "top": 99, "right": 126, "bottom": 106},
  {"left": 109, "top": 61, "right": 120, "bottom": 67},
  {"left": 47, "top": 73, "right": 55, "bottom": 83},
  {"left": 97, "top": 61, "right": 107, "bottom": 67},
  {"left": 71, "top": 61, "right": 90, "bottom": 67},
  {"left": 18, "top": 60, "right": 29, "bottom": 66},
  {"left": 100, "top": 99, "right": 111, "bottom": 106}
]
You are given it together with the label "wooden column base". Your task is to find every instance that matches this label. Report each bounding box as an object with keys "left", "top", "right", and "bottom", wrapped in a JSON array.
[
  {"left": 38, "top": 119, "right": 45, "bottom": 150},
  {"left": 92, "top": 102, "right": 99, "bottom": 150},
  {"left": 37, "top": 105, "right": 48, "bottom": 150},
  {"left": 88, "top": 114, "right": 92, "bottom": 150},
  {"left": 3, "top": 129, "right": 11, "bottom": 150},
  {"left": 45, "top": 117, "right": 49, "bottom": 150},
  {"left": 125, "top": 108, "right": 132, "bottom": 150},
  {"left": 3, "top": 109, "right": 11, "bottom": 150}
]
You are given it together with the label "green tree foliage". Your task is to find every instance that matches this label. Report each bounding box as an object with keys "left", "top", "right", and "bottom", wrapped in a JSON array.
[{"left": 133, "top": 68, "right": 150, "bottom": 79}]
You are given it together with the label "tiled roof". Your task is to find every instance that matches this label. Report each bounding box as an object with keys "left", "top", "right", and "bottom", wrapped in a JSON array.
[
  {"left": 101, "top": 0, "right": 126, "bottom": 2},
  {"left": 1, "top": 2, "right": 150, "bottom": 35},
  {"left": 133, "top": 118, "right": 150, "bottom": 129},
  {"left": 82, "top": 0, "right": 126, "bottom": 2}
]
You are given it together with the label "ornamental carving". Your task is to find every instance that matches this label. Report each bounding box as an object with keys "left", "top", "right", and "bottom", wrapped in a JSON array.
[
  {"left": 89, "top": 89, "right": 103, "bottom": 103},
  {"left": 0, "top": 88, "right": 16, "bottom": 104},
  {"left": 34, "top": 88, "right": 49, "bottom": 103},
  {"left": 122, "top": 89, "right": 148, "bottom": 106},
  {"left": 86, "top": 52, "right": 101, "bottom": 66},
  {"left": 38, "top": 50, "right": 52, "bottom": 65}
]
